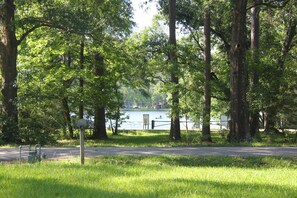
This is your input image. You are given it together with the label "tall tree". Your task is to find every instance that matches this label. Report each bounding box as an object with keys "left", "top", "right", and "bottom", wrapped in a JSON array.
[
  {"left": 202, "top": 6, "right": 212, "bottom": 142},
  {"left": 0, "top": 0, "right": 89, "bottom": 143},
  {"left": 168, "top": 0, "right": 181, "bottom": 140},
  {"left": 228, "top": 0, "right": 251, "bottom": 142},
  {"left": 88, "top": 0, "right": 133, "bottom": 139},
  {"left": 249, "top": 0, "right": 261, "bottom": 137},
  {"left": 0, "top": 0, "right": 19, "bottom": 143},
  {"left": 265, "top": 16, "right": 297, "bottom": 133}
]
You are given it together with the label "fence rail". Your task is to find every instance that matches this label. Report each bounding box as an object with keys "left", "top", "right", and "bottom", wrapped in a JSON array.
[{"left": 151, "top": 120, "right": 229, "bottom": 130}]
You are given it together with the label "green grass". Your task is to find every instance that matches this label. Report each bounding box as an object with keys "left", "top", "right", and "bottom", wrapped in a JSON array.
[
  {"left": 1, "top": 130, "right": 296, "bottom": 148},
  {"left": 0, "top": 156, "right": 296, "bottom": 197},
  {"left": 52, "top": 130, "right": 297, "bottom": 148}
]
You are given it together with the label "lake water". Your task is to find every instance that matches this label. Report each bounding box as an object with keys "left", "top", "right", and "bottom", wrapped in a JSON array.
[{"left": 113, "top": 110, "right": 228, "bottom": 130}]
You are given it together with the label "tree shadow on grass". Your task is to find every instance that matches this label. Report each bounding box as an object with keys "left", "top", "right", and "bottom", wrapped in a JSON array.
[
  {"left": 2, "top": 175, "right": 296, "bottom": 198},
  {"left": 1, "top": 177, "right": 136, "bottom": 198}
]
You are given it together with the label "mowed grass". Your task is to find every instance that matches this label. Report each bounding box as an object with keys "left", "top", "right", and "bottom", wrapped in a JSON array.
[
  {"left": 0, "top": 156, "right": 296, "bottom": 198},
  {"left": 1, "top": 130, "right": 296, "bottom": 148},
  {"left": 55, "top": 130, "right": 297, "bottom": 147}
]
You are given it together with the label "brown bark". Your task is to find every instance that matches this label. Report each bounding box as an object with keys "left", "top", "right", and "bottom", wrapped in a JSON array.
[
  {"left": 228, "top": 0, "right": 251, "bottom": 142},
  {"left": 249, "top": 0, "right": 261, "bottom": 137},
  {"left": 93, "top": 53, "right": 107, "bottom": 139},
  {"left": 0, "top": 1, "right": 19, "bottom": 143},
  {"left": 94, "top": 106, "right": 107, "bottom": 139},
  {"left": 168, "top": 0, "right": 181, "bottom": 141},
  {"left": 264, "top": 108, "right": 280, "bottom": 133},
  {"left": 202, "top": 8, "right": 212, "bottom": 142}
]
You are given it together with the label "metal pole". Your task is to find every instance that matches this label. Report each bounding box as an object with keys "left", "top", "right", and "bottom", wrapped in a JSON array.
[
  {"left": 19, "top": 146, "right": 22, "bottom": 165},
  {"left": 80, "top": 128, "right": 85, "bottom": 165}
]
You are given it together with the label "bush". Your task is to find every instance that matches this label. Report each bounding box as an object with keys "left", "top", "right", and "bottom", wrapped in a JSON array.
[{"left": 19, "top": 109, "right": 61, "bottom": 145}]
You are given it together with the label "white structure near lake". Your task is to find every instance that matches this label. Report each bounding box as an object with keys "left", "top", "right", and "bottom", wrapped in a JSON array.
[{"left": 117, "top": 110, "right": 228, "bottom": 130}]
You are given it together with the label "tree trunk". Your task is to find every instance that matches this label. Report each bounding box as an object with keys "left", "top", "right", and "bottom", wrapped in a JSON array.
[
  {"left": 228, "top": 0, "right": 251, "bottom": 142},
  {"left": 249, "top": 0, "right": 261, "bottom": 137},
  {"left": 0, "top": 1, "right": 19, "bottom": 143},
  {"left": 79, "top": 38, "right": 84, "bottom": 119},
  {"left": 113, "top": 86, "right": 120, "bottom": 135},
  {"left": 202, "top": 8, "right": 212, "bottom": 142},
  {"left": 62, "top": 97, "right": 74, "bottom": 138},
  {"left": 168, "top": 0, "right": 181, "bottom": 141},
  {"left": 94, "top": 106, "right": 107, "bottom": 139},
  {"left": 264, "top": 108, "right": 280, "bottom": 133},
  {"left": 93, "top": 52, "right": 107, "bottom": 139}
]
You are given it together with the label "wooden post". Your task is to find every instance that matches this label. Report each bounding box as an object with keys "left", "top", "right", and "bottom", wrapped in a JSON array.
[
  {"left": 80, "top": 128, "right": 85, "bottom": 165},
  {"left": 76, "top": 119, "right": 88, "bottom": 165},
  {"left": 152, "top": 120, "right": 155, "bottom": 129}
]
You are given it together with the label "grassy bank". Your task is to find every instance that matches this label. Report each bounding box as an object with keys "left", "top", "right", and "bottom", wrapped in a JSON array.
[
  {"left": 1, "top": 156, "right": 296, "bottom": 198},
  {"left": 55, "top": 130, "right": 297, "bottom": 147}
]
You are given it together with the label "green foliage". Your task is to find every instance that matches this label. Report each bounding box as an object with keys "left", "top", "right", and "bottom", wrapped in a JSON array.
[
  {"left": 245, "top": 2, "right": 297, "bottom": 129},
  {"left": 11, "top": 0, "right": 135, "bottom": 144},
  {"left": 1, "top": 0, "right": 296, "bottom": 143},
  {"left": 19, "top": 105, "right": 61, "bottom": 145}
]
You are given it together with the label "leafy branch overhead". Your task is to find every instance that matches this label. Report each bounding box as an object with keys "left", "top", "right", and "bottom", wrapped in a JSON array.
[{"left": 0, "top": 0, "right": 296, "bottom": 144}]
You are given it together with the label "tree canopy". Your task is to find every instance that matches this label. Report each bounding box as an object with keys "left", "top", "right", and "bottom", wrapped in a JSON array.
[{"left": 0, "top": 0, "right": 296, "bottom": 144}]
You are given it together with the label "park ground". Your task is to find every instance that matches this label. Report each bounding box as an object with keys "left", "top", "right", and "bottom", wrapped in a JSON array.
[{"left": 0, "top": 130, "right": 296, "bottom": 198}]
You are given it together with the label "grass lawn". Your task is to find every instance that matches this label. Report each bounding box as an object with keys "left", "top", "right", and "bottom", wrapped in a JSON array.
[
  {"left": 54, "top": 130, "right": 297, "bottom": 148},
  {"left": 1, "top": 130, "right": 296, "bottom": 148},
  {"left": 0, "top": 156, "right": 296, "bottom": 198}
]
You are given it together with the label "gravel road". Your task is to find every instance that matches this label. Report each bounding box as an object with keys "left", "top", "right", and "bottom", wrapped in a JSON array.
[{"left": 0, "top": 146, "right": 296, "bottom": 162}]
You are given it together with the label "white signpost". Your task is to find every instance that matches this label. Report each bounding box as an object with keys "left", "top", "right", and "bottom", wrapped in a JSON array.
[
  {"left": 143, "top": 114, "right": 149, "bottom": 129},
  {"left": 76, "top": 119, "right": 88, "bottom": 165}
]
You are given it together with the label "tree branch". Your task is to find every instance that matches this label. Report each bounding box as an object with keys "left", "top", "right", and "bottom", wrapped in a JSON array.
[
  {"left": 17, "top": 25, "right": 42, "bottom": 46},
  {"left": 278, "top": 18, "right": 297, "bottom": 69},
  {"left": 210, "top": 27, "right": 231, "bottom": 51},
  {"left": 17, "top": 18, "right": 87, "bottom": 46},
  {"left": 211, "top": 94, "right": 229, "bottom": 102},
  {"left": 188, "top": 28, "right": 204, "bottom": 52},
  {"left": 247, "top": 0, "right": 290, "bottom": 10},
  {"left": 149, "top": 74, "right": 168, "bottom": 84}
]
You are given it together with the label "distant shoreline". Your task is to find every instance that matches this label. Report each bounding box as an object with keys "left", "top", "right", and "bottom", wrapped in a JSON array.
[{"left": 121, "top": 108, "right": 169, "bottom": 111}]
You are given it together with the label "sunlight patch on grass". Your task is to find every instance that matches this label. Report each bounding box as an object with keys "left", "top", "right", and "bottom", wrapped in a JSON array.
[
  {"left": 1, "top": 156, "right": 296, "bottom": 197},
  {"left": 52, "top": 130, "right": 297, "bottom": 148},
  {"left": 1, "top": 130, "right": 296, "bottom": 148}
]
